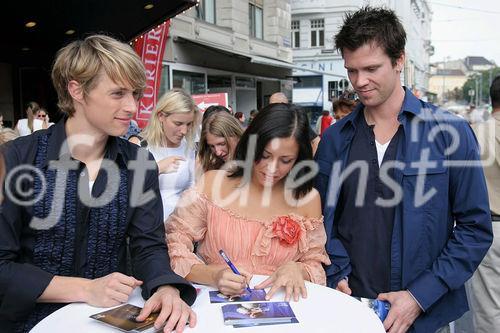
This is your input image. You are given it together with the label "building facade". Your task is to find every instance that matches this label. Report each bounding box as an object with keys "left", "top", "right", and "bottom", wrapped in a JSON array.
[
  {"left": 428, "top": 69, "right": 468, "bottom": 104},
  {"left": 429, "top": 56, "right": 496, "bottom": 104},
  {"left": 291, "top": 0, "right": 433, "bottom": 117},
  {"left": 163, "top": 0, "right": 294, "bottom": 116}
]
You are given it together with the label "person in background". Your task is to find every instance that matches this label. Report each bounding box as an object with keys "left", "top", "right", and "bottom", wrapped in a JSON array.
[
  {"left": 0, "top": 128, "right": 19, "bottom": 145},
  {"left": 233, "top": 111, "right": 246, "bottom": 128},
  {"left": 140, "top": 88, "right": 200, "bottom": 220},
  {"left": 197, "top": 105, "right": 232, "bottom": 150},
  {"left": 15, "top": 101, "right": 44, "bottom": 136},
  {"left": 315, "top": 7, "right": 492, "bottom": 333},
  {"left": 166, "top": 103, "right": 330, "bottom": 301},
  {"left": 0, "top": 34, "right": 196, "bottom": 333},
  {"left": 198, "top": 111, "right": 243, "bottom": 173},
  {"left": 0, "top": 114, "right": 4, "bottom": 129},
  {"left": 35, "top": 108, "right": 54, "bottom": 129},
  {"left": 247, "top": 109, "right": 258, "bottom": 126},
  {"left": 332, "top": 98, "right": 356, "bottom": 121},
  {"left": 315, "top": 110, "right": 334, "bottom": 136},
  {"left": 469, "top": 76, "right": 500, "bottom": 333},
  {"left": 465, "top": 104, "right": 484, "bottom": 124},
  {"left": 121, "top": 119, "right": 142, "bottom": 145},
  {"left": 269, "top": 92, "right": 288, "bottom": 104},
  {"left": 201, "top": 105, "right": 231, "bottom": 123},
  {"left": 128, "top": 134, "right": 142, "bottom": 145},
  {"left": 268, "top": 93, "right": 320, "bottom": 155}
]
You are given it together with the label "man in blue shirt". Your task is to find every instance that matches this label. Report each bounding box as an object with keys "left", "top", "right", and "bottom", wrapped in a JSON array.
[{"left": 315, "top": 7, "right": 492, "bottom": 333}]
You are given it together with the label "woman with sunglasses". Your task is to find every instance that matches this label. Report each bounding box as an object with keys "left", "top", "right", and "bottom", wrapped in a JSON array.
[{"left": 35, "top": 108, "right": 54, "bottom": 129}]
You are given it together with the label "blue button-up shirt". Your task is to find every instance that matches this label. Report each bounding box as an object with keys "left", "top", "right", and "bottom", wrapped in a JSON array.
[{"left": 315, "top": 87, "right": 492, "bottom": 332}]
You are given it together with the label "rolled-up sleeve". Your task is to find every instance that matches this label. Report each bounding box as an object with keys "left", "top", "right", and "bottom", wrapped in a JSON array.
[
  {"left": 297, "top": 217, "right": 331, "bottom": 285},
  {"left": 165, "top": 189, "right": 208, "bottom": 278},
  {"left": 128, "top": 154, "right": 197, "bottom": 305}
]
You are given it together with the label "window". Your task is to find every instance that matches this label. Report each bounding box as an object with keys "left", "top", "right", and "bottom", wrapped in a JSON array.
[
  {"left": 328, "top": 79, "right": 350, "bottom": 100},
  {"left": 172, "top": 70, "right": 206, "bottom": 94},
  {"left": 159, "top": 65, "right": 170, "bottom": 97},
  {"left": 208, "top": 75, "right": 232, "bottom": 90},
  {"left": 293, "top": 76, "right": 322, "bottom": 88},
  {"left": 291, "top": 20, "right": 300, "bottom": 48},
  {"left": 249, "top": 1, "right": 263, "bottom": 39},
  {"left": 197, "top": 0, "right": 216, "bottom": 24},
  {"left": 310, "top": 19, "right": 324, "bottom": 47},
  {"left": 236, "top": 76, "right": 256, "bottom": 88}
]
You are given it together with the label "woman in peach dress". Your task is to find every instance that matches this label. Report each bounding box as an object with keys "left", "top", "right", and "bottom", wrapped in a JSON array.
[{"left": 166, "top": 103, "right": 330, "bottom": 302}]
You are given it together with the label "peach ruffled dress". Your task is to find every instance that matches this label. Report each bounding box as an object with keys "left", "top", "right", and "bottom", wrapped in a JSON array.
[{"left": 166, "top": 188, "right": 331, "bottom": 285}]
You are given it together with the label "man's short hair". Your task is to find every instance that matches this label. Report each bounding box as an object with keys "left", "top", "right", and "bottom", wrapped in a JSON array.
[
  {"left": 51, "top": 34, "right": 147, "bottom": 116},
  {"left": 490, "top": 76, "right": 500, "bottom": 109},
  {"left": 335, "top": 6, "right": 406, "bottom": 65},
  {"left": 269, "top": 92, "right": 288, "bottom": 104}
]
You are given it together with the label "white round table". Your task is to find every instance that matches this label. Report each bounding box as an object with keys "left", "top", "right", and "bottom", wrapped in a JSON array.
[{"left": 31, "top": 276, "right": 385, "bottom": 333}]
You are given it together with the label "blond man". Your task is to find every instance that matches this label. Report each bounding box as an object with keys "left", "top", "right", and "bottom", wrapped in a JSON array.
[{"left": 0, "top": 35, "right": 196, "bottom": 333}]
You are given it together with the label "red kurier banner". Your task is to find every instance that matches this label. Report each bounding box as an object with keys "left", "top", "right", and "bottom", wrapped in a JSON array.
[{"left": 133, "top": 20, "right": 170, "bottom": 128}]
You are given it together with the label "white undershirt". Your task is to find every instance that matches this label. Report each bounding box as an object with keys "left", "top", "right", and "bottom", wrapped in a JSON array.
[{"left": 375, "top": 140, "right": 391, "bottom": 167}]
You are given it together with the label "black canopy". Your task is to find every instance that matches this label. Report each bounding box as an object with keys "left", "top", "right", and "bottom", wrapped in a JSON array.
[
  {"left": 0, "top": 0, "right": 196, "bottom": 118},
  {"left": 0, "top": 0, "right": 196, "bottom": 65}
]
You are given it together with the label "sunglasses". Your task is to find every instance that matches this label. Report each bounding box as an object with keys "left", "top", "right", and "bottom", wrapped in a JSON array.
[{"left": 37, "top": 114, "right": 47, "bottom": 118}]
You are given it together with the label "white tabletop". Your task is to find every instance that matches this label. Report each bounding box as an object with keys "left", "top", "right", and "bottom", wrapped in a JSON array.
[{"left": 31, "top": 276, "right": 385, "bottom": 333}]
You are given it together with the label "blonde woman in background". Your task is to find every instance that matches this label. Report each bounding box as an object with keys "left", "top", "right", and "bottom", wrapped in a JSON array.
[
  {"left": 141, "top": 88, "right": 200, "bottom": 219},
  {"left": 198, "top": 111, "right": 243, "bottom": 173},
  {"left": 15, "top": 101, "right": 44, "bottom": 136}
]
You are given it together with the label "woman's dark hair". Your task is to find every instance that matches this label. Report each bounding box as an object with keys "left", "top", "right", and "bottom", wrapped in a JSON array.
[
  {"left": 202, "top": 105, "right": 231, "bottom": 123},
  {"left": 332, "top": 98, "right": 356, "bottom": 112},
  {"left": 335, "top": 6, "right": 406, "bottom": 65},
  {"left": 490, "top": 75, "right": 500, "bottom": 109},
  {"left": 229, "top": 103, "right": 313, "bottom": 199},
  {"left": 234, "top": 111, "right": 244, "bottom": 120}
]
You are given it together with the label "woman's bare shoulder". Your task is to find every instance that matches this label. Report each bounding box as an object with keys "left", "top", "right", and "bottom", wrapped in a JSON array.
[
  {"left": 294, "top": 188, "right": 322, "bottom": 219},
  {"left": 196, "top": 169, "right": 236, "bottom": 198}
]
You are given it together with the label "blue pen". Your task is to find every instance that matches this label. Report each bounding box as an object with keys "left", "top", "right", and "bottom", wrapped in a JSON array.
[{"left": 219, "top": 249, "right": 252, "bottom": 293}]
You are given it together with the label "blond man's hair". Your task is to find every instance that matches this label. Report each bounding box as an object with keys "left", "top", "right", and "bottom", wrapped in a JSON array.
[
  {"left": 51, "top": 34, "right": 147, "bottom": 116},
  {"left": 198, "top": 111, "right": 243, "bottom": 172},
  {"left": 0, "top": 128, "right": 19, "bottom": 145},
  {"left": 141, "top": 89, "right": 200, "bottom": 149}
]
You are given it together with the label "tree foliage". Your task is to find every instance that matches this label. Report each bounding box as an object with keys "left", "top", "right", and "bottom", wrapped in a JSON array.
[{"left": 462, "top": 67, "right": 500, "bottom": 104}]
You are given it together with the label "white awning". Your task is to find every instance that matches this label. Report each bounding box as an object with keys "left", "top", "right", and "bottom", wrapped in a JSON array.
[
  {"left": 251, "top": 55, "right": 347, "bottom": 78},
  {"left": 250, "top": 55, "right": 296, "bottom": 69}
]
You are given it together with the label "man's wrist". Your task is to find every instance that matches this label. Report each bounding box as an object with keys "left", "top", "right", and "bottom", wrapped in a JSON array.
[
  {"left": 157, "top": 285, "right": 180, "bottom": 296},
  {"left": 79, "top": 278, "right": 89, "bottom": 303},
  {"left": 336, "top": 275, "right": 348, "bottom": 287},
  {"left": 406, "top": 289, "right": 424, "bottom": 312}
]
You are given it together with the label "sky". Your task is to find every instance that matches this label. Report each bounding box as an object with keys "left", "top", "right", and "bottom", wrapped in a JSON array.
[{"left": 430, "top": 0, "right": 500, "bottom": 65}]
